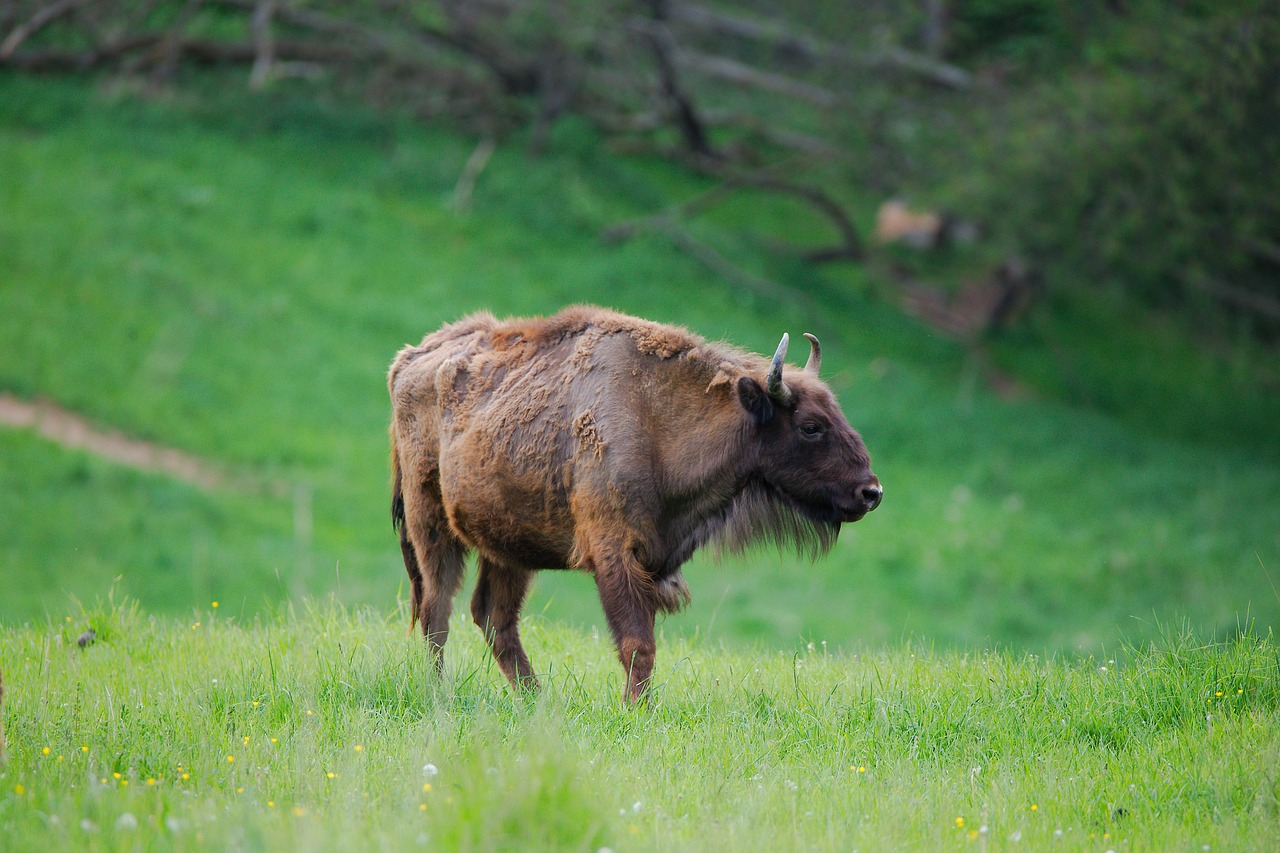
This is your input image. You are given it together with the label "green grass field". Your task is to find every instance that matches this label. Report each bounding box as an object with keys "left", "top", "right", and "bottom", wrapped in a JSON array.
[
  {"left": 2, "top": 601, "right": 1278, "bottom": 851},
  {"left": 1, "top": 72, "right": 1279, "bottom": 848}
]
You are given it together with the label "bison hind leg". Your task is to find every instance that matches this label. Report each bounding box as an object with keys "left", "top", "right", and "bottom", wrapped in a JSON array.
[
  {"left": 415, "top": 535, "right": 466, "bottom": 673},
  {"left": 399, "top": 487, "right": 466, "bottom": 671}
]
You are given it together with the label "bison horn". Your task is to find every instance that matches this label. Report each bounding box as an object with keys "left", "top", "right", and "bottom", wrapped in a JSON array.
[
  {"left": 767, "top": 333, "right": 792, "bottom": 404},
  {"left": 802, "top": 333, "right": 821, "bottom": 375}
]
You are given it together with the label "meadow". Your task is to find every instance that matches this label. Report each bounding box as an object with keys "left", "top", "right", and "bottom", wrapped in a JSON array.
[
  {"left": 1, "top": 600, "right": 1278, "bottom": 851},
  {"left": 1, "top": 73, "right": 1279, "bottom": 849}
]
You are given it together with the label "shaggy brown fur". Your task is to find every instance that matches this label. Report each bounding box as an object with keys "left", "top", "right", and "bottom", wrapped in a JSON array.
[{"left": 389, "top": 306, "right": 881, "bottom": 702}]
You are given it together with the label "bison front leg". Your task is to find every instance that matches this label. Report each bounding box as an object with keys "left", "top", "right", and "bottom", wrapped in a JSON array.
[
  {"left": 594, "top": 554, "right": 658, "bottom": 704},
  {"left": 471, "top": 557, "right": 537, "bottom": 692}
]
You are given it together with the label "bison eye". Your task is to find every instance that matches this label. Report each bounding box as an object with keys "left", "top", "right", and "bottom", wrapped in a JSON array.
[{"left": 799, "top": 422, "right": 825, "bottom": 439}]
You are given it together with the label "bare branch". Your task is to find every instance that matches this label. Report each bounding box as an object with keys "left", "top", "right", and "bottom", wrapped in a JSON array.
[
  {"left": 638, "top": 215, "right": 796, "bottom": 305},
  {"left": 604, "top": 164, "right": 864, "bottom": 266},
  {"left": 716, "top": 172, "right": 865, "bottom": 262},
  {"left": 0, "top": 0, "right": 84, "bottom": 60},
  {"left": 637, "top": 0, "right": 716, "bottom": 160},
  {"left": 1239, "top": 236, "right": 1280, "bottom": 267},
  {"left": 1183, "top": 272, "right": 1280, "bottom": 323},
  {"left": 453, "top": 135, "right": 496, "bottom": 213},
  {"left": 0, "top": 34, "right": 160, "bottom": 71},
  {"left": 248, "top": 0, "right": 276, "bottom": 89},
  {"left": 674, "top": 49, "right": 838, "bottom": 107},
  {"left": 670, "top": 1, "right": 972, "bottom": 89},
  {"left": 151, "top": 0, "right": 204, "bottom": 87}
]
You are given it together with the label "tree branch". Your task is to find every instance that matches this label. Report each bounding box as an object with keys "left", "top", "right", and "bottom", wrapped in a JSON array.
[
  {"left": 670, "top": 1, "right": 972, "bottom": 89},
  {"left": 248, "top": 0, "right": 275, "bottom": 89},
  {"left": 638, "top": 0, "right": 716, "bottom": 160},
  {"left": 453, "top": 135, "right": 496, "bottom": 213},
  {"left": 0, "top": 0, "right": 84, "bottom": 61}
]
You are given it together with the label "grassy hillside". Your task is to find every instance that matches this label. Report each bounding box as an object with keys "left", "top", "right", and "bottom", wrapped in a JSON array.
[
  {"left": 0, "top": 74, "right": 1277, "bottom": 654},
  {"left": 1, "top": 601, "right": 1278, "bottom": 851}
]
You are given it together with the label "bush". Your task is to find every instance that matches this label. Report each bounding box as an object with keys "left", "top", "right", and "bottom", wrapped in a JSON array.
[{"left": 969, "top": 3, "right": 1280, "bottom": 333}]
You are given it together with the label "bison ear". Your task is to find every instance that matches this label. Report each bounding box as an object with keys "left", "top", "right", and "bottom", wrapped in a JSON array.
[{"left": 737, "top": 376, "right": 775, "bottom": 426}]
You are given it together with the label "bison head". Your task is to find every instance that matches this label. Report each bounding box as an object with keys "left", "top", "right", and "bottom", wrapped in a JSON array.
[{"left": 736, "top": 333, "right": 882, "bottom": 526}]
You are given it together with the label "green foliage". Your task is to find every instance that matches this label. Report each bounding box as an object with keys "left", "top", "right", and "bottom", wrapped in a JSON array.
[
  {"left": 951, "top": 2, "right": 1280, "bottom": 332},
  {"left": 1, "top": 601, "right": 1278, "bottom": 850},
  {"left": 946, "top": 0, "right": 1111, "bottom": 67}
]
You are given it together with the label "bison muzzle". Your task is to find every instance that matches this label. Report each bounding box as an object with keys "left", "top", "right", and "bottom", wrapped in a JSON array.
[{"left": 389, "top": 306, "right": 880, "bottom": 702}]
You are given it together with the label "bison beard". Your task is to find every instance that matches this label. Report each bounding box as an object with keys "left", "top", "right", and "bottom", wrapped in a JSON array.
[
  {"left": 389, "top": 306, "right": 880, "bottom": 702},
  {"left": 717, "top": 480, "right": 842, "bottom": 561}
]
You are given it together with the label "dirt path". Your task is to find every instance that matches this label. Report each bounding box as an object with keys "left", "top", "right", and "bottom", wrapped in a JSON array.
[{"left": 0, "top": 392, "right": 231, "bottom": 490}]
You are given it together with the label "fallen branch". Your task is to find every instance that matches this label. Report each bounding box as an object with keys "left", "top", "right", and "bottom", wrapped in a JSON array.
[
  {"left": 638, "top": 0, "right": 716, "bottom": 159},
  {"left": 714, "top": 171, "right": 865, "bottom": 262},
  {"left": 650, "top": 216, "right": 795, "bottom": 305},
  {"left": 670, "top": 1, "right": 971, "bottom": 89},
  {"left": 1239, "top": 235, "right": 1280, "bottom": 267},
  {"left": 151, "top": 0, "right": 204, "bottom": 87},
  {"left": 0, "top": 34, "right": 160, "bottom": 71},
  {"left": 1183, "top": 271, "right": 1280, "bottom": 323},
  {"left": 674, "top": 49, "right": 838, "bottom": 107},
  {"left": 214, "top": 0, "right": 534, "bottom": 93},
  {"left": 453, "top": 135, "right": 496, "bottom": 213},
  {"left": 248, "top": 0, "right": 275, "bottom": 89},
  {"left": 605, "top": 165, "right": 864, "bottom": 264},
  {"left": 0, "top": 0, "right": 84, "bottom": 60}
]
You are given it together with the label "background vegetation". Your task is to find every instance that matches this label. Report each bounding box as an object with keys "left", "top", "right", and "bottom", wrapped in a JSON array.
[{"left": 1, "top": 68, "right": 1275, "bottom": 651}]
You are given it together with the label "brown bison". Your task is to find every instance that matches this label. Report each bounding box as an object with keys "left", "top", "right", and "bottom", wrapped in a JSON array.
[{"left": 388, "top": 306, "right": 881, "bottom": 702}]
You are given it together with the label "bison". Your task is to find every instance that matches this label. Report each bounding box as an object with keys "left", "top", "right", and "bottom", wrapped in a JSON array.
[{"left": 388, "top": 306, "right": 881, "bottom": 702}]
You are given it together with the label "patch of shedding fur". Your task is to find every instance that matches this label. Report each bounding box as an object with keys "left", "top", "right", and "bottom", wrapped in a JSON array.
[
  {"left": 494, "top": 305, "right": 710, "bottom": 364},
  {"left": 572, "top": 410, "right": 607, "bottom": 460},
  {"left": 707, "top": 361, "right": 745, "bottom": 394}
]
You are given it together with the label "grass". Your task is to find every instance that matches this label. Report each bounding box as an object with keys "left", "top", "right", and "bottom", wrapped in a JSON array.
[
  {"left": 2, "top": 599, "right": 1278, "bottom": 850},
  {"left": 0, "top": 72, "right": 1277, "bottom": 658}
]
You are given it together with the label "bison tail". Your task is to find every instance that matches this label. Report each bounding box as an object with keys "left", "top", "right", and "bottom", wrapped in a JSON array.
[
  {"left": 391, "top": 463, "right": 406, "bottom": 537},
  {"left": 390, "top": 427, "right": 406, "bottom": 535},
  {"left": 390, "top": 425, "right": 423, "bottom": 633}
]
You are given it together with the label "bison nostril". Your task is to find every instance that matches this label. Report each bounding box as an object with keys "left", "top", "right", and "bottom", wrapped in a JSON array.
[{"left": 861, "top": 483, "right": 883, "bottom": 511}]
